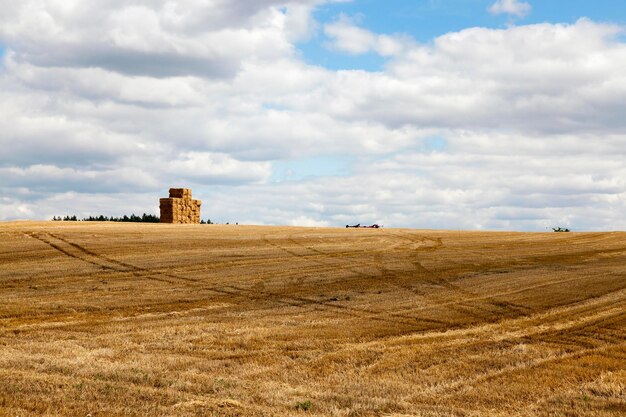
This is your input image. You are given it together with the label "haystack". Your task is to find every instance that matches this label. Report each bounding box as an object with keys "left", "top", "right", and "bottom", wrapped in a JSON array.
[{"left": 159, "top": 188, "right": 202, "bottom": 224}]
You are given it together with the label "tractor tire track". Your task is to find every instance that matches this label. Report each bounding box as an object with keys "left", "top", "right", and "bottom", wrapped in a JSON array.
[
  {"left": 287, "top": 231, "right": 504, "bottom": 322},
  {"left": 288, "top": 231, "right": 505, "bottom": 321},
  {"left": 223, "top": 284, "right": 448, "bottom": 328},
  {"left": 47, "top": 233, "right": 201, "bottom": 285},
  {"left": 27, "top": 231, "right": 624, "bottom": 338},
  {"left": 22, "top": 231, "right": 600, "bottom": 334},
  {"left": 260, "top": 233, "right": 453, "bottom": 327},
  {"left": 271, "top": 231, "right": 521, "bottom": 324},
  {"left": 23, "top": 232, "right": 444, "bottom": 331},
  {"left": 353, "top": 287, "right": 626, "bottom": 356},
  {"left": 437, "top": 338, "right": 626, "bottom": 397},
  {"left": 27, "top": 232, "right": 181, "bottom": 285},
  {"left": 389, "top": 230, "right": 553, "bottom": 319}
]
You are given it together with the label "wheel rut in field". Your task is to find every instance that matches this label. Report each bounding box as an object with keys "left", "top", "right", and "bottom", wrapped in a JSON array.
[
  {"left": 260, "top": 232, "right": 459, "bottom": 326},
  {"left": 265, "top": 231, "right": 441, "bottom": 284},
  {"left": 385, "top": 231, "right": 579, "bottom": 320},
  {"left": 379, "top": 231, "right": 522, "bottom": 320},
  {"left": 223, "top": 284, "right": 448, "bottom": 327},
  {"left": 27, "top": 232, "right": 187, "bottom": 285},
  {"left": 438, "top": 342, "right": 626, "bottom": 398},
  {"left": 287, "top": 231, "right": 503, "bottom": 320},
  {"left": 23, "top": 231, "right": 447, "bottom": 330},
  {"left": 26, "top": 230, "right": 623, "bottom": 335},
  {"left": 437, "top": 324, "right": 626, "bottom": 398},
  {"left": 266, "top": 231, "right": 524, "bottom": 323},
  {"left": 261, "top": 234, "right": 389, "bottom": 291},
  {"left": 350, "top": 288, "right": 626, "bottom": 373},
  {"left": 358, "top": 292, "right": 626, "bottom": 399}
]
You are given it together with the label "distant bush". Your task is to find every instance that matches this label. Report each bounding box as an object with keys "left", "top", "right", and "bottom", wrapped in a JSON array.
[
  {"left": 552, "top": 227, "right": 571, "bottom": 232},
  {"left": 294, "top": 400, "right": 312, "bottom": 411}
]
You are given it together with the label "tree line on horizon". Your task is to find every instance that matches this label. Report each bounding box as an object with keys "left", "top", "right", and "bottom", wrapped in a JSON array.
[
  {"left": 52, "top": 214, "right": 214, "bottom": 224},
  {"left": 53, "top": 214, "right": 159, "bottom": 222}
]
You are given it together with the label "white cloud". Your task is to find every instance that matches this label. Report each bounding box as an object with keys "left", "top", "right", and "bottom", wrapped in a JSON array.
[
  {"left": 289, "top": 215, "right": 330, "bottom": 227},
  {"left": 166, "top": 152, "right": 271, "bottom": 183},
  {"left": 0, "top": 0, "right": 323, "bottom": 78},
  {"left": 489, "top": 0, "right": 532, "bottom": 18},
  {"left": 1, "top": 2, "right": 626, "bottom": 231},
  {"left": 323, "top": 15, "right": 411, "bottom": 56},
  {"left": 351, "top": 20, "right": 626, "bottom": 133},
  {"left": 196, "top": 141, "right": 626, "bottom": 230}
]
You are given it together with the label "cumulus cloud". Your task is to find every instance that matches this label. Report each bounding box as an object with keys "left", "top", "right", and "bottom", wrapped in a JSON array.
[
  {"left": 289, "top": 215, "right": 330, "bottom": 227},
  {"left": 166, "top": 152, "right": 271, "bottom": 183},
  {"left": 323, "top": 14, "right": 411, "bottom": 56},
  {"left": 199, "top": 139, "right": 626, "bottom": 230},
  {"left": 322, "top": 19, "right": 626, "bottom": 135},
  {"left": 489, "top": 0, "right": 532, "bottom": 18},
  {"left": 0, "top": 0, "right": 322, "bottom": 78},
  {"left": 1, "top": 1, "right": 625, "bottom": 231},
  {"left": 0, "top": 164, "right": 160, "bottom": 194}
]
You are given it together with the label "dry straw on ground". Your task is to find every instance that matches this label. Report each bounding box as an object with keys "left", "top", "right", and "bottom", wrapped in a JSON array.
[{"left": 0, "top": 222, "right": 624, "bottom": 416}]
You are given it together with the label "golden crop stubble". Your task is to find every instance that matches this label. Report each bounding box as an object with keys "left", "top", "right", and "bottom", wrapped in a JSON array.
[{"left": 0, "top": 222, "right": 624, "bottom": 416}]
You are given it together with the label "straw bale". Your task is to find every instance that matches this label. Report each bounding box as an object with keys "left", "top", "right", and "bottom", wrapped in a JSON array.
[
  {"left": 169, "top": 188, "right": 192, "bottom": 199},
  {"left": 160, "top": 188, "right": 202, "bottom": 224}
]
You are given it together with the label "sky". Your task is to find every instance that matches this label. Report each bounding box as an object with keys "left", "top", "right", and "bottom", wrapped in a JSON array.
[{"left": 0, "top": 0, "right": 625, "bottom": 230}]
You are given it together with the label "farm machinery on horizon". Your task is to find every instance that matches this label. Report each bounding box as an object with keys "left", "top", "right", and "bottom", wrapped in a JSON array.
[{"left": 345, "top": 223, "right": 382, "bottom": 229}]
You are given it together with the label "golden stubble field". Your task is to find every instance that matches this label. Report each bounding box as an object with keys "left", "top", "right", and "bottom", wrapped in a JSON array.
[{"left": 0, "top": 221, "right": 625, "bottom": 417}]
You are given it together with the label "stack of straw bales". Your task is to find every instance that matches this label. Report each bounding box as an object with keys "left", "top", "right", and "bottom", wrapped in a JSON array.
[{"left": 159, "top": 188, "right": 202, "bottom": 224}]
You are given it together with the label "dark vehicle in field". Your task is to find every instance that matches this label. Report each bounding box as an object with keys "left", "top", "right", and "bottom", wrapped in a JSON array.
[{"left": 346, "top": 224, "right": 381, "bottom": 228}]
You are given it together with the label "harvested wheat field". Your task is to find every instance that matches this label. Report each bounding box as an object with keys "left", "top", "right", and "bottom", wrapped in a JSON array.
[{"left": 0, "top": 221, "right": 625, "bottom": 417}]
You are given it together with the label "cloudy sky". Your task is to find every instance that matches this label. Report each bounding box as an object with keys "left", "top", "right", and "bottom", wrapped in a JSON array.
[{"left": 1, "top": 0, "right": 625, "bottom": 230}]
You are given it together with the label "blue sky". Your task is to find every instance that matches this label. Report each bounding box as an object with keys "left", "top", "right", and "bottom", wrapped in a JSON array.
[
  {"left": 313, "top": 0, "right": 625, "bottom": 38},
  {"left": 299, "top": 0, "right": 626, "bottom": 70},
  {"left": 1, "top": 1, "right": 626, "bottom": 230},
  {"left": 271, "top": 155, "right": 354, "bottom": 182}
]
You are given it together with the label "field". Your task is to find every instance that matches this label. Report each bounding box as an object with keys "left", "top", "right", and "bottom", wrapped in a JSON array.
[{"left": 0, "top": 222, "right": 625, "bottom": 416}]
